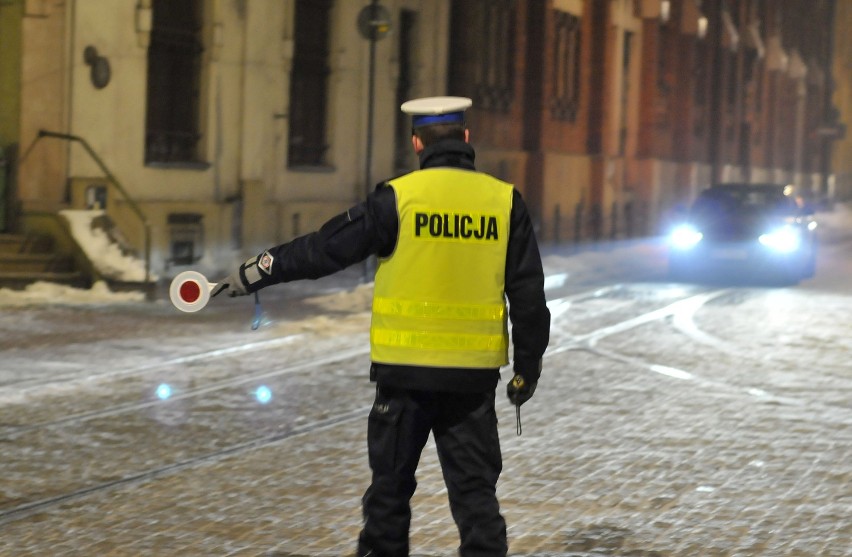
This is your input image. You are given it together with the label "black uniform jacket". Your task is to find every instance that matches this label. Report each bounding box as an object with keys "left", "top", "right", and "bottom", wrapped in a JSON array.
[{"left": 252, "top": 139, "right": 550, "bottom": 393}]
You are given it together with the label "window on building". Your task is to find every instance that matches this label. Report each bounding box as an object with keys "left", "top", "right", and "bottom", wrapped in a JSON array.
[
  {"left": 288, "top": 0, "right": 332, "bottom": 168},
  {"left": 550, "top": 10, "right": 581, "bottom": 121},
  {"left": 473, "top": 0, "right": 516, "bottom": 112},
  {"left": 145, "top": 0, "right": 204, "bottom": 165}
]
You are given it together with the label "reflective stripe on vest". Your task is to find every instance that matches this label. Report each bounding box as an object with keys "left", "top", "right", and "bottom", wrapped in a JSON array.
[{"left": 370, "top": 168, "right": 513, "bottom": 369}]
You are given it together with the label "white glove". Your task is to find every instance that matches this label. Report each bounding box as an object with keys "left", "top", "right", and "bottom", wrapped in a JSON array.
[
  {"left": 211, "top": 272, "right": 249, "bottom": 297},
  {"left": 212, "top": 251, "right": 276, "bottom": 297}
]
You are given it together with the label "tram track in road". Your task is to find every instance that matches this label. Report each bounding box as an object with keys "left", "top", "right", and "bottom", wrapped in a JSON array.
[
  {"left": 4, "top": 284, "right": 711, "bottom": 437},
  {"left": 0, "top": 344, "right": 371, "bottom": 438},
  {"left": 0, "top": 287, "right": 644, "bottom": 526},
  {"left": 546, "top": 287, "right": 733, "bottom": 355},
  {"left": 0, "top": 404, "right": 372, "bottom": 526},
  {"left": 0, "top": 284, "right": 622, "bottom": 436},
  {"left": 546, "top": 284, "right": 852, "bottom": 416},
  {"left": 1, "top": 283, "right": 704, "bottom": 525},
  {"left": 5, "top": 281, "right": 837, "bottom": 438},
  {"left": 0, "top": 333, "right": 306, "bottom": 393},
  {"left": 2, "top": 281, "right": 845, "bottom": 526},
  {"left": 0, "top": 332, "right": 374, "bottom": 525}
]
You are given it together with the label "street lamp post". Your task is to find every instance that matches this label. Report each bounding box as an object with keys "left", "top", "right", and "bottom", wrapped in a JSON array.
[{"left": 357, "top": 1, "right": 391, "bottom": 281}]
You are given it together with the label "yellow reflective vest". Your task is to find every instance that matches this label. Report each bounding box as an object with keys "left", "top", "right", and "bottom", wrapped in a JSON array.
[{"left": 370, "top": 168, "right": 513, "bottom": 368}]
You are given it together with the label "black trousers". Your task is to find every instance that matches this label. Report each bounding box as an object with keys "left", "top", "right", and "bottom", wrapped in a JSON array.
[{"left": 358, "top": 386, "right": 507, "bottom": 557}]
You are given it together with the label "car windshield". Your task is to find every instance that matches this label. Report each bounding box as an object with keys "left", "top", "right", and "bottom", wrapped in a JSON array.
[{"left": 691, "top": 187, "right": 798, "bottom": 219}]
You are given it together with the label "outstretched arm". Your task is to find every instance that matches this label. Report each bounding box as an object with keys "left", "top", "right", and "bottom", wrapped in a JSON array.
[{"left": 213, "top": 185, "right": 398, "bottom": 297}]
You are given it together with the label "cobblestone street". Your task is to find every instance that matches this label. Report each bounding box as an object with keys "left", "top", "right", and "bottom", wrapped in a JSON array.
[
  {"left": 1, "top": 243, "right": 850, "bottom": 556},
  {"left": 3, "top": 0, "right": 852, "bottom": 554}
]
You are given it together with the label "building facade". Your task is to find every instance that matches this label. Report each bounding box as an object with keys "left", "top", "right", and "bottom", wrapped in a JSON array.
[
  {"left": 0, "top": 0, "right": 844, "bottom": 284},
  {"left": 831, "top": 0, "right": 852, "bottom": 202}
]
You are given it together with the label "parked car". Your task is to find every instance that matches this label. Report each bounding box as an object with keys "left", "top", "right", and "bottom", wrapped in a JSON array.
[{"left": 667, "top": 183, "right": 818, "bottom": 283}]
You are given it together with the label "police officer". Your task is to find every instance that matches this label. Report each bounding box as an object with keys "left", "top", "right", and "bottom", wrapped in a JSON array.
[{"left": 213, "top": 96, "right": 550, "bottom": 557}]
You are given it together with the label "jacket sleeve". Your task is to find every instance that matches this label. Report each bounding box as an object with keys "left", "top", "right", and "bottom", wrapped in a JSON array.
[
  {"left": 504, "top": 190, "right": 550, "bottom": 382},
  {"left": 245, "top": 184, "right": 398, "bottom": 289}
]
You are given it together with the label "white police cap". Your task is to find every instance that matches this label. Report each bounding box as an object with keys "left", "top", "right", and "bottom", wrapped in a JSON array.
[{"left": 400, "top": 96, "right": 472, "bottom": 128}]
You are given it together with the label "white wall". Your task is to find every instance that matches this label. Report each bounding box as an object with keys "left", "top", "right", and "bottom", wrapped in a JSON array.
[{"left": 60, "top": 0, "right": 452, "bottom": 276}]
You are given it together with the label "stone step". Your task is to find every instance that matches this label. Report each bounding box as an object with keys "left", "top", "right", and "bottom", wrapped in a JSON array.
[
  {"left": 0, "top": 234, "right": 26, "bottom": 254},
  {"left": 0, "top": 253, "right": 75, "bottom": 274},
  {"left": 0, "top": 232, "right": 82, "bottom": 290},
  {"left": 0, "top": 233, "right": 54, "bottom": 254},
  {"left": 0, "top": 270, "right": 88, "bottom": 290}
]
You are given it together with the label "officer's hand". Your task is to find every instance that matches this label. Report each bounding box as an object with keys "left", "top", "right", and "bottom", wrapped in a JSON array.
[
  {"left": 211, "top": 272, "right": 249, "bottom": 297},
  {"left": 506, "top": 374, "right": 537, "bottom": 406},
  {"left": 212, "top": 252, "right": 275, "bottom": 297}
]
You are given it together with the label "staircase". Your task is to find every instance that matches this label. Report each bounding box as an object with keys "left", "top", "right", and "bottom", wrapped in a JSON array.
[{"left": 0, "top": 233, "right": 87, "bottom": 290}]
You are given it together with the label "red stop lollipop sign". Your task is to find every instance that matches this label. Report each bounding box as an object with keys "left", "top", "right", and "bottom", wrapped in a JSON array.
[{"left": 170, "top": 271, "right": 216, "bottom": 312}]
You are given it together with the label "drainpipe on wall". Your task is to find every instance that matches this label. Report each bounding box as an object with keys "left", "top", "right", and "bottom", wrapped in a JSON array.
[
  {"left": 821, "top": 0, "right": 838, "bottom": 199},
  {"left": 707, "top": 5, "right": 725, "bottom": 185},
  {"left": 789, "top": 51, "right": 808, "bottom": 185}
]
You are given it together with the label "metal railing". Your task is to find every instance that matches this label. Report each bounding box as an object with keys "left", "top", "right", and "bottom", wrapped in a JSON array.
[{"left": 37, "top": 130, "right": 151, "bottom": 283}]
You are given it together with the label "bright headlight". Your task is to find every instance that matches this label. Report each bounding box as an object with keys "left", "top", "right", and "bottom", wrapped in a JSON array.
[
  {"left": 759, "top": 226, "right": 801, "bottom": 253},
  {"left": 669, "top": 225, "right": 703, "bottom": 249}
]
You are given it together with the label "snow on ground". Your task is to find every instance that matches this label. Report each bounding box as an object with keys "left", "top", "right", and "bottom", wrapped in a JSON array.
[
  {"left": 0, "top": 209, "right": 153, "bottom": 306},
  {"left": 0, "top": 280, "right": 145, "bottom": 306},
  {"left": 817, "top": 198, "right": 852, "bottom": 234},
  {"left": 0, "top": 203, "right": 849, "bottom": 308}
]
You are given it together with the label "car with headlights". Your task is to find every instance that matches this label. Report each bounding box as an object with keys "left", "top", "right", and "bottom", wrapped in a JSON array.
[{"left": 667, "top": 183, "right": 817, "bottom": 283}]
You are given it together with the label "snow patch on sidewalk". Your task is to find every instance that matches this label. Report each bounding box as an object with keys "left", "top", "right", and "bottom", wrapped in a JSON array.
[{"left": 0, "top": 280, "right": 145, "bottom": 306}]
